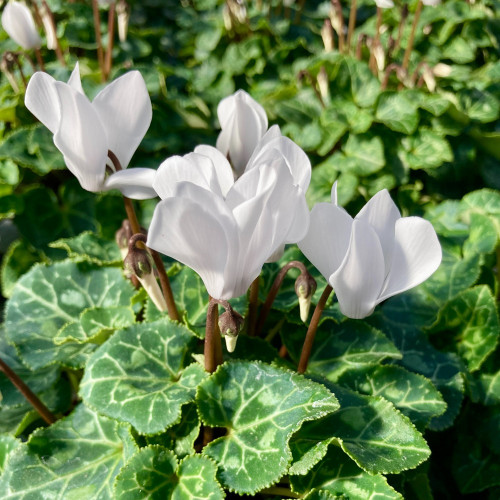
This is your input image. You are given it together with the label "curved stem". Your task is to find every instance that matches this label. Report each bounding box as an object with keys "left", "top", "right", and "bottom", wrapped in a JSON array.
[
  {"left": 150, "top": 250, "right": 180, "bottom": 321},
  {"left": 402, "top": 0, "right": 423, "bottom": 72},
  {"left": 346, "top": 0, "right": 357, "bottom": 53},
  {"left": 34, "top": 48, "right": 45, "bottom": 71},
  {"left": 255, "top": 261, "right": 309, "bottom": 338},
  {"left": 108, "top": 150, "right": 179, "bottom": 321},
  {"left": 92, "top": 0, "right": 105, "bottom": 80},
  {"left": 205, "top": 298, "right": 229, "bottom": 373},
  {"left": 0, "top": 357, "right": 56, "bottom": 425},
  {"left": 247, "top": 276, "right": 260, "bottom": 337},
  {"left": 369, "top": 7, "right": 382, "bottom": 74},
  {"left": 297, "top": 285, "right": 333, "bottom": 374},
  {"left": 104, "top": 1, "right": 116, "bottom": 80}
]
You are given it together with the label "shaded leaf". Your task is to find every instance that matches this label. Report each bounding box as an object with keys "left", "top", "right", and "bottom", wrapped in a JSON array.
[
  {"left": 5, "top": 261, "right": 136, "bottom": 369},
  {"left": 0, "top": 404, "right": 137, "bottom": 499}
]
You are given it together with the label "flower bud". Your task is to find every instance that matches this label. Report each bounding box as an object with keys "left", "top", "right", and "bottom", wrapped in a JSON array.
[
  {"left": 219, "top": 309, "right": 244, "bottom": 353},
  {"left": 123, "top": 244, "right": 153, "bottom": 279},
  {"left": 1, "top": 52, "right": 20, "bottom": 93},
  {"left": 117, "top": 0, "right": 129, "bottom": 42},
  {"left": 1, "top": 1, "right": 42, "bottom": 50},
  {"left": 115, "top": 220, "right": 133, "bottom": 260},
  {"left": 295, "top": 273, "right": 317, "bottom": 322}
]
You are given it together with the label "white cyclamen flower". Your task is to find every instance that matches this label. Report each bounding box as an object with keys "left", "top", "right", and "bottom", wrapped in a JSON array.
[
  {"left": 374, "top": 0, "right": 394, "bottom": 8},
  {"left": 147, "top": 149, "right": 309, "bottom": 300},
  {"left": 25, "top": 63, "right": 156, "bottom": 198},
  {"left": 1, "top": 1, "right": 41, "bottom": 50},
  {"left": 299, "top": 185, "right": 442, "bottom": 319},
  {"left": 216, "top": 89, "right": 268, "bottom": 176},
  {"left": 422, "top": 0, "right": 441, "bottom": 6}
]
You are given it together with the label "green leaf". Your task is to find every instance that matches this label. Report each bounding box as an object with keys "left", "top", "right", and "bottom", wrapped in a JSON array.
[
  {"left": 146, "top": 404, "right": 200, "bottom": 459},
  {"left": 376, "top": 91, "right": 419, "bottom": 134},
  {"left": 461, "top": 188, "right": 500, "bottom": 239},
  {"left": 1, "top": 239, "right": 42, "bottom": 299},
  {"left": 54, "top": 306, "right": 136, "bottom": 345},
  {"left": 114, "top": 446, "right": 224, "bottom": 500},
  {"left": 430, "top": 286, "right": 499, "bottom": 372},
  {"left": 452, "top": 406, "right": 500, "bottom": 494},
  {"left": 321, "top": 98, "right": 373, "bottom": 135},
  {"left": 0, "top": 404, "right": 137, "bottom": 499},
  {"left": 281, "top": 319, "right": 401, "bottom": 381},
  {"left": 399, "top": 129, "right": 453, "bottom": 170},
  {"left": 297, "top": 385, "right": 430, "bottom": 474},
  {"left": 442, "top": 37, "right": 476, "bottom": 64},
  {"left": 196, "top": 361, "right": 339, "bottom": 494},
  {"left": 290, "top": 445, "right": 402, "bottom": 499},
  {"left": 0, "top": 435, "right": 20, "bottom": 474},
  {"left": 419, "top": 94, "right": 450, "bottom": 116},
  {"left": 345, "top": 57, "right": 381, "bottom": 108},
  {"left": 5, "top": 261, "right": 136, "bottom": 370},
  {"left": 457, "top": 88, "right": 499, "bottom": 123},
  {"left": 463, "top": 213, "right": 498, "bottom": 256},
  {"left": 80, "top": 319, "right": 205, "bottom": 434},
  {"left": 49, "top": 231, "right": 123, "bottom": 265},
  {"left": 15, "top": 184, "right": 97, "bottom": 256},
  {"left": 0, "top": 160, "right": 19, "bottom": 186},
  {"left": 368, "top": 294, "right": 465, "bottom": 431},
  {"left": 341, "top": 133, "right": 385, "bottom": 176},
  {"left": 27, "top": 125, "right": 66, "bottom": 174},
  {"left": 468, "top": 371, "right": 500, "bottom": 406},
  {"left": 336, "top": 365, "right": 447, "bottom": 427}
]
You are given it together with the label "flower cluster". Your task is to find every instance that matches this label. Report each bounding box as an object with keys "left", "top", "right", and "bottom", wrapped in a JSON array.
[{"left": 24, "top": 65, "right": 442, "bottom": 320}]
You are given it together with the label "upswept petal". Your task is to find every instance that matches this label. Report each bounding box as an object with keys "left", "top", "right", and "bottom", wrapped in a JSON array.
[
  {"left": 299, "top": 203, "right": 353, "bottom": 281},
  {"left": 248, "top": 132, "right": 311, "bottom": 192},
  {"left": 92, "top": 70, "right": 152, "bottom": 169},
  {"left": 283, "top": 188, "right": 310, "bottom": 244},
  {"left": 25, "top": 72, "right": 60, "bottom": 134},
  {"left": 331, "top": 181, "right": 338, "bottom": 205},
  {"left": 216, "top": 90, "right": 268, "bottom": 175},
  {"left": 103, "top": 168, "right": 157, "bottom": 199},
  {"left": 147, "top": 183, "right": 237, "bottom": 300},
  {"left": 329, "top": 219, "right": 386, "bottom": 319},
  {"left": 67, "top": 62, "right": 84, "bottom": 95},
  {"left": 245, "top": 125, "right": 282, "bottom": 168},
  {"left": 153, "top": 153, "right": 222, "bottom": 200},
  {"left": 355, "top": 189, "right": 401, "bottom": 274},
  {"left": 53, "top": 82, "right": 107, "bottom": 192},
  {"left": 377, "top": 217, "right": 442, "bottom": 303},
  {"left": 193, "top": 145, "right": 235, "bottom": 196},
  {"left": 1, "top": 2, "right": 41, "bottom": 49}
]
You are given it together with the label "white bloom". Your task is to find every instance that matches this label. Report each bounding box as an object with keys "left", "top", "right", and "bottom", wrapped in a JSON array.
[
  {"left": 147, "top": 149, "right": 309, "bottom": 300},
  {"left": 25, "top": 63, "right": 155, "bottom": 197},
  {"left": 1, "top": 1, "right": 41, "bottom": 50},
  {"left": 216, "top": 89, "right": 268, "bottom": 176},
  {"left": 374, "top": 0, "right": 394, "bottom": 8},
  {"left": 299, "top": 185, "right": 442, "bottom": 319},
  {"left": 422, "top": 0, "right": 441, "bottom": 6}
]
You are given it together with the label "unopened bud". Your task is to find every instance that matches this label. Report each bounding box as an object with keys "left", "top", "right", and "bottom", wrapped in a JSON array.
[
  {"left": 115, "top": 220, "right": 133, "bottom": 260},
  {"left": 117, "top": 0, "right": 129, "bottom": 43},
  {"left": 219, "top": 309, "right": 244, "bottom": 353},
  {"left": 39, "top": 2, "right": 57, "bottom": 50},
  {"left": 123, "top": 245, "right": 153, "bottom": 279},
  {"left": 433, "top": 63, "right": 452, "bottom": 78},
  {"left": 317, "top": 66, "right": 329, "bottom": 102},
  {"left": 295, "top": 273, "right": 317, "bottom": 322},
  {"left": 321, "top": 19, "right": 334, "bottom": 52},
  {"left": 1, "top": 52, "right": 19, "bottom": 93}
]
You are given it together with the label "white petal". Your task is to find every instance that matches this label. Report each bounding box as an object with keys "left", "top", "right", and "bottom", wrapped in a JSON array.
[
  {"left": 245, "top": 124, "right": 282, "bottom": 168},
  {"left": 53, "top": 82, "right": 107, "bottom": 192},
  {"left": 378, "top": 217, "right": 442, "bottom": 302},
  {"left": 248, "top": 134, "right": 311, "bottom": 192},
  {"left": 25, "top": 72, "right": 60, "bottom": 134},
  {"left": 283, "top": 188, "right": 310, "bottom": 244},
  {"left": 374, "top": 0, "right": 394, "bottom": 8},
  {"left": 194, "top": 145, "right": 235, "bottom": 196},
  {"left": 153, "top": 153, "right": 222, "bottom": 200},
  {"left": 298, "top": 203, "right": 353, "bottom": 281},
  {"left": 330, "top": 219, "right": 386, "bottom": 319},
  {"left": 92, "top": 71, "right": 152, "bottom": 169},
  {"left": 147, "top": 184, "right": 237, "bottom": 300},
  {"left": 422, "top": 0, "right": 440, "bottom": 5},
  {"left": 103, "top": 168, "right": 157, "bottom": 199},
  {"left": 67, "top": 62, "right": 84, "bottom": 95},
  {"left": 216, "top": 90, "right": 268, "bottom": 175},
  {"left": 355, "top": 189, "right": 401, "bottom": 275},
  {"left": 1, "top": 2, "right": 41, "bottom": 50}
]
